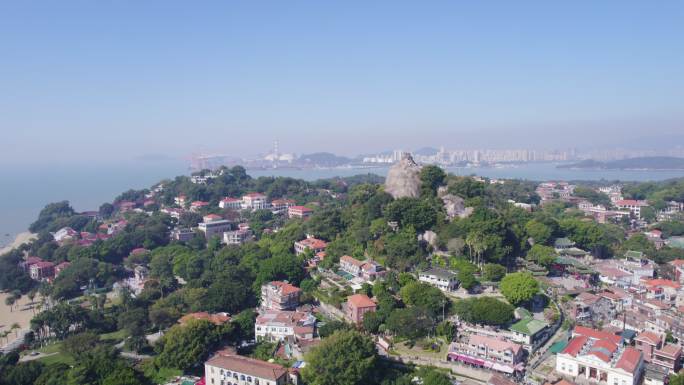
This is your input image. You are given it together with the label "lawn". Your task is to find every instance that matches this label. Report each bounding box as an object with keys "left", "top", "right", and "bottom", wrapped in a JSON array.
[
  {"left": 391, "top": 338, "right": 449, "bottom": 361},
  {"left": 26, "top": 342, "right": 75, "bottom": 366},
  {"left": 100, "top": 329, "right": 128, "bottom": 343}
]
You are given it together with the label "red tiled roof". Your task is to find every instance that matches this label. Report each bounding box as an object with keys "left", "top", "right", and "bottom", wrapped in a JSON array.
[
  {"left": 221, "top": 197, "right": 241, "bottom": 202},
  {"left": 296, "top": 238, "right": 328, "bottom": 250},
  {"left": 33, "top": 261, "right": 55, "bottom": 269},
  {"left": 347, "top": 294, "right": 376, "bottom": 309},
  {"left": 635, "top": 331, "right": 662, "bottom": 346},
  {"left": 205, "top": 353, "right": 287, "bottom": 380},
  {"left": 670, "top": 259, "right": 684, "bottom": 267},
  {"left": 25, "top": 256, "right": 43, "bottom": 265},
  {"left": 244, "top": 192, "right": 266, "bottom": 198},
  {"left": 656, "top": 343, "right": 682, "bottom": 358},
  {"left": 641, "top": 278, "right": 681, "bottom": 289},
  {"left": 289, "top": 205, "right": 312, "bottom": 212},
  {"left": 340, "top": 255, "right": 364, "bottom": 267},
  {"left": 615, "top": 200, "right": 648, "bottom": 206},
  {"left": 615, "top": 347, "right": 641, "bottom": 374},
  {"left": 563, "top": 336, "right": 589, "bottom": 357},
  {"left": 573, "top": 326, "right": 622, "bottom": 345},
  {"left": 269, "top": 281, "right": 301, "bottom": 295},
  {"left": 589, "top": 339, "right": 618, "bottom": 362}
]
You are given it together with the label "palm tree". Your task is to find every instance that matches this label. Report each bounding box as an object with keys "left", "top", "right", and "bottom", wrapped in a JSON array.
[
  {"left": 1, "top": 331, "right": 9, "bottom": 345},
  {"left": 27, "top": 289, "right": 37, "bottom": 314},
  {"left": 10, "top": 323, "right": 20, "bottom": 338},
  {"left": 5, "top": 296, "right": 15, "bottom": 312}
]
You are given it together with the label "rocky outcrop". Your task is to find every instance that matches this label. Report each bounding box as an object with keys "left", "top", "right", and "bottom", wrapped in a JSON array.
[
  {"left": 439, "top": 187, "right": 473, "bottom": 220},
  {"left": 384, "top": 153, "right": 422, "bottom": 199}
]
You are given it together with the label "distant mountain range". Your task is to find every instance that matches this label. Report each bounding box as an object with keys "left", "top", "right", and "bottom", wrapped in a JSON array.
[
  {"left": 558, "top": 156, "right": 684, "bottom": 170},
  {"left": 298, "top": 152, "right": 353, "bottom": 167}
]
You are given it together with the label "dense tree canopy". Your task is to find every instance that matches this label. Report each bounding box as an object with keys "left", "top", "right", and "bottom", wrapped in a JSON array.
[
  {"left": 302, "top": 330, "right": 377, "bottom": 385},
  {"left": 500, "top": 272, "right": 539, "bottom": 306}
]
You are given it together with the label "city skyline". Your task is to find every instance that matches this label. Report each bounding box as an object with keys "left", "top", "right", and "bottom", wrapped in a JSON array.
[{"left": 2, "top": 1, "right": 684, "bottom": 165}]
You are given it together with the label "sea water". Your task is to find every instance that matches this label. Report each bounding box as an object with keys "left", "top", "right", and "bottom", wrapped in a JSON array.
[{"left": 2, "top": 160, "right": 684, "bottom": 247}]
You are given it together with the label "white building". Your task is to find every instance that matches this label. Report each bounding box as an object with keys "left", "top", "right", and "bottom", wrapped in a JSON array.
[
  {"left": 418, "top": 267, "right": 459, "bottom": 292},
  {"left": 615, "top": 200, "right": 649, "bottom": 219},
  {"left": 219, "top": 197, "right": 242, "bottom": 210},
  {"left": 198, "top": 219, "right": 232, "bottom": 240},
  {"left": 205, "top": 351, "right": 289, "bottom": 385},
  {"left": 254, "top": 309, "right": 315, "bottom": 342},
  {"left": 223, "top": 229, "right": 252, "bottom": 245},
  {"left": 242, "top": 193, "right": 269, "bottom": 210},
  {"left": 556, "top": 329, "right": 644, "bottom": 385}
]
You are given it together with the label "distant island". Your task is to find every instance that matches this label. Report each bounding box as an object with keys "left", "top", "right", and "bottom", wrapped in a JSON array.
[{"left": 558, "top": 156, "right": 684, "bottom": 170}]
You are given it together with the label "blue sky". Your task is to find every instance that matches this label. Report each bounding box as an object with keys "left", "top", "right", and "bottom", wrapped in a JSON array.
[{"left": 1, "top": 1, "right": 683, "bottom": 164}]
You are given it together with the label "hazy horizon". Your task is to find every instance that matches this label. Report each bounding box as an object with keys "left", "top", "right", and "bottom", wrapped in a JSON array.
[{"left": 2, "top": 1, "right": 683, "bottom": 165}]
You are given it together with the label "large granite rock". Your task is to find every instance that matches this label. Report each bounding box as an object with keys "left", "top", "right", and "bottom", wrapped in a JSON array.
[
  {"left": 439, "top": 187, "right": 473, "bottom": 220},
  {"left": 385, "top": 153, "right": 422, "bottom": 199}
]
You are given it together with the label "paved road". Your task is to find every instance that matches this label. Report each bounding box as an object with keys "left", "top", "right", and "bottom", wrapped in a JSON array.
[
  {"left": 19, "top": 352, "right": 58, "bottom": 362},
  {"left": 385, "top": 354, "right": 491, "bottom": 384}
]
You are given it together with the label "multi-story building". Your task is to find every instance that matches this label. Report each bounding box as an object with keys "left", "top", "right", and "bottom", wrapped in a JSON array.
[
  {"left": 255, "top": 309, "right": 315, "bottom": 342},
  {"left": 288, "top": 205, "right": 313, "bottom": 219},
  {"left": 509, "top": 316, "right": 550, "bottom": 352},
  {"left": 339, "top": 256, "right": 383, "bottom": 281},
  {"left": 669, "top": 259, "right": 684, "bottom": 284},
  {"left": 615, "top": 200, "right": 649, "bottom": 219},
  {"left": 242, "top": 193, "right": 269, "bottom": 210},
  {"left": 198, "top": 219, "right": 232, "bottom": 240},
  {"left": 190, "top": 200, "right": 210, "bottom": 212},
  {"left": 261, "top": 281, "right": 301, "bottom": 311},
  {"left": 219, "top": 197, "right": 242, "bottom": 210},
  {"left": 174, "top": 194, "right": 188, "bottom": 207},
  {"left": 448, "top": 334, "right": 525, "bottom": 375},
  {"left": 271, "top": 199, "right": 295, "bottom": 213},
  {"left": 171, "top": 227, "right": 195, "bottom": 242},
  {"left": 418, "top": 267, "right": 459, "bottom": 292},
  {"left": 345, "top": 294, "right": 376, "bottom": 324},
  {"left": 205, "top": 351, "right": 289, "bottom": 385},
  {"left": 556, "top": 328, "right": 643, "bottom": 385},
  {"left": 30, "top": 261, "right": 55, "bottom": 281},
  {"left": 340, "top": 255, "right": 365, "bottom": 276},
  {"left": 223, "top": 229, "right": 252, "bottom": 245},
  {"left": 635, "top": 331, "right": 662, "bottom": 362},
  {"left": 294, "top": 237, "right": 328, "bottom": 256},
  {"left": 652, "top": 343, "right": 682, "bottom": 374}
]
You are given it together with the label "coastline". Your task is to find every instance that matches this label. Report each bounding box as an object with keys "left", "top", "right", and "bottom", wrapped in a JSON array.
[{"left": 0, "top": 231, "right": 36, "bottom": 255}]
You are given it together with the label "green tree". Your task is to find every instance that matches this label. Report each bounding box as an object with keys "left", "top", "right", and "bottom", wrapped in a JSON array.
[
  {"left": 525, "top": 220, "right": 553, "bottom": 245},
  {"left": 452, "top": 297, "right": 514, "bottom": 326},
  {"left": 420, "top": 165, "right": 447, "bottom": 196},
  {"left": 482, "top": 263, "right": 506, "bottom": 282},
  {"left": 362, "top": 311, "right": 383, "bottom": 334},
  {"left": 436, "top": 321, "right": 456, "bottom": 341},
  {"left": 500, "top": 272, "right": 539, "bottom": 306},
  {"left": 154, "top": 319, "right": 224, "bottom": 371},
  {"left": 457, "top": 270, "right": 478, "bottom": 291},
  {"left": 302, "top": 330, "right": 377, "bottom": 385},
  {"left": 399, "top": 281, "right": 448, "bottom": 316},
  {"left": 385, "top": 307, "right": 434, "bottom": 339},
  {"left": 385, "top": 198, "right": 438, "bottom": 233},
  {"left": 527, "top": 244, "right": 556, "bottom": 267}
]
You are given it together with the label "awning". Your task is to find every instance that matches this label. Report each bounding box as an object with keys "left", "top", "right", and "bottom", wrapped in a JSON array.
[
  {"left": 449, "top": 353, "right": 485, "bottom": 366},
  {"left": 491, "top": 362, "right": 514, "bottom": 374}
]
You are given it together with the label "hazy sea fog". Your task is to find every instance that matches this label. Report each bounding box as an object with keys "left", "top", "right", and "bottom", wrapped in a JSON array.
[{"left": 2, "top": 160, "right": 684, "bottom": 248}]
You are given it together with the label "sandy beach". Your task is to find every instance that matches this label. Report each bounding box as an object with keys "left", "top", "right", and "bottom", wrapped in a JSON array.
[
  {"left": 0, "top": 292, "right": 40, "bottom": 346},
  {"left": 0, "top": 231, "right": 36, "bottom": 255}
]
